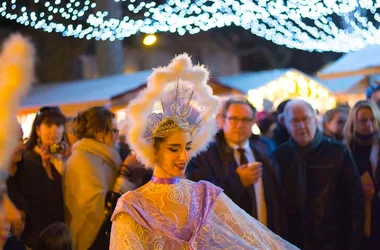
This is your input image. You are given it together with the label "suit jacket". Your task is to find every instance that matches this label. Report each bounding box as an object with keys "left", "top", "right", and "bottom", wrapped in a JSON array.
[{"left": 186, "top": 130, "right": 284, "bottom": 235}]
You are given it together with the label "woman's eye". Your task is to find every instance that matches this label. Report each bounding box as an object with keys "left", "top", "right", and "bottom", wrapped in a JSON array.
[
  {"left": 168, "top": 148, "right": 178, "bottom": 152},
  {"left": 186, "top": 147, "right": 192, "bottom": 151}
]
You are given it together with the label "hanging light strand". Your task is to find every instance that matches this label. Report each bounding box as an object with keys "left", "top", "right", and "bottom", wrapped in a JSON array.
[{"left": 1, "top": 0, "right": 380, "bottom": 52}]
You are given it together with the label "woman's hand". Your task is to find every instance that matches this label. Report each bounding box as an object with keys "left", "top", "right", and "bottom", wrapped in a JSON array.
[{"left": 40, "top": 144, "right": 51, "bottom": 168}]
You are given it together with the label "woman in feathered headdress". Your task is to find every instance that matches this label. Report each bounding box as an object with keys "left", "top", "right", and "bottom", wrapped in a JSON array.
[
  {"left": 109, "top": 54, "right": 298, "bottom": 249},
  {"left": 0, "top": 33, "right": 34, "bottom": 249}
]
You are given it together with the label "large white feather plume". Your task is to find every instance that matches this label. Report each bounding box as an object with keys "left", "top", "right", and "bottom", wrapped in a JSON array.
[
  {"left": 125, "top": 53, "right": 220, "bottom": 168},
  {"left": 0, "top": 34, "right": 35, "bottom": 172}
]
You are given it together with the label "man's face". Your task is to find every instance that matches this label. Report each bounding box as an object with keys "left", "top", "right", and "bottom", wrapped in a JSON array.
[
  {"left": 285, "top": 104, "right": 317, "bottom": 146},
  {"left": 223, "top": 103, "right": 255, "bottom": 146}
]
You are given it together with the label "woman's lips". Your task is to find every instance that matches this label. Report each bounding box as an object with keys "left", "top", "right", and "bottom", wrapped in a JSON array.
[{"left": 174, "top": 164, "right": 186, "bottom": 170}]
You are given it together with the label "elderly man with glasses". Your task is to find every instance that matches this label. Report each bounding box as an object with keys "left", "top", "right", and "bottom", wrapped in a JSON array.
[
  {"left": 186, "top": 97, "right": 284, "bottom": 236},
  {"left": 274, "top": 99, "right": 364, "bottom": 250}
]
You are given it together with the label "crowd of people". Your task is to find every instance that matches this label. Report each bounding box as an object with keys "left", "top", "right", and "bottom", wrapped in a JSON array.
[{"left": 1, "top": 53, "right": 380, "bottom": 250}]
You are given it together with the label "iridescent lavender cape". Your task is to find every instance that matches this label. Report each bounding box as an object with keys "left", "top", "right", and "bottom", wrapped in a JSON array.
[{"left": 110, "top": 179, "right": 298, "bottom": 250}]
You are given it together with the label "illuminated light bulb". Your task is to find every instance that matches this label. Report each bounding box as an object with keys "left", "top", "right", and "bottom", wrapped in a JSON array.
[{"left": 142, "top": 34, "right": 157, "bottom": 46}]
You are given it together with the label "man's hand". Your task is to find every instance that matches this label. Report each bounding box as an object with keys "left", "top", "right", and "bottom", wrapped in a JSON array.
[
  {"left": 122, "top": 153, "right": 143, "bottom": 170},
  {"left": 236, "top": 162, "right": 262, "bottom": 187}
]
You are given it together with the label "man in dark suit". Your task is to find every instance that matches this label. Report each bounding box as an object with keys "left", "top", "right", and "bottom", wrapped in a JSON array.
[{"left": 186, "top": 97, "right": 283, "bottom": 235}]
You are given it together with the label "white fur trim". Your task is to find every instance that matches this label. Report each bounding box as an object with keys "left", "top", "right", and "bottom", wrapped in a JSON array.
[
  {"left": 125, "top": 53, "right": 220, "bottom": 168},
  {"left": 0, "top": 34, "right": 35, "bottom": 171}
]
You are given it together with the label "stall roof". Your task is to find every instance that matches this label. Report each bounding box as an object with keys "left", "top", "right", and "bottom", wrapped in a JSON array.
[
  {"left": 21, "top": 70, "right": 152, "bottom": 108},
  {"left": 318, "top": 45, "right": 380, "bottom": 79},
  {"left": 318, "top": 75, "right": 365, "bottom": 94},
  {"left": 219, "top": 68, "right": 326, "bottom": 93},
  {"left": 219, "top": 69, "right": 290, "bottom": 93}
]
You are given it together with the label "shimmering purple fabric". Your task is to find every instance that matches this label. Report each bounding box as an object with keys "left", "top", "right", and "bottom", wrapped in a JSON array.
[
  {"left": 112, "top": 181, "right": 221, "bottom": 243},
  {"left": 111, "top": 180, "right": 299, "bottom": 249}
]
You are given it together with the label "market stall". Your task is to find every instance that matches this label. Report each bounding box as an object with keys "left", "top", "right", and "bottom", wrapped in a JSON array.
[{"left": 219, "top": 68, "right": 336, "bottom": 112}]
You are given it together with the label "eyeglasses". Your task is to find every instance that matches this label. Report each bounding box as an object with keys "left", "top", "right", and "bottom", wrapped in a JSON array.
[
  {"left": 225, "top": 116, "right": 254, "bottom": 125},
  {"left": 289, "top": 117, "right": 312, "bottom": 127}
]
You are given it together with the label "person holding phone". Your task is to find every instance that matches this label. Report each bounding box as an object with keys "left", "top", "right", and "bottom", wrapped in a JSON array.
[{"left": 20, "top": 106, "right": 68, "bottom": 249}]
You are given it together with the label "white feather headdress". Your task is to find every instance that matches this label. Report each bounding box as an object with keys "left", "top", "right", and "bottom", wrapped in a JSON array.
[
  {"left": 0, "top": 34, "right": 34, "bottom": 174},
  {"left": 125, "top": 53, "right": 220, "bottom": 168}
]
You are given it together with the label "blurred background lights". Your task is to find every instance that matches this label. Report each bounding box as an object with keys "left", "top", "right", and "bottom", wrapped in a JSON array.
[{"left": 1, "top": 0, "right": 380, "bottom": 52}]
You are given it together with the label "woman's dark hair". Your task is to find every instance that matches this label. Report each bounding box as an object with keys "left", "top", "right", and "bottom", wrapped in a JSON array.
[
  {"left": 25, "top": 106, "right": 66, "bottom": 151},
  {"left": 277, "top": 99, "right": 291, "bottom": 114},
  {"left": 73, "top": 106, "right": 115, "bottom": 140},
  {"left": 36, "top": 222, "right": 73, "bottom": 250},
  {"left": 257, "top": 116, "right": 276, "bottom": 135}
]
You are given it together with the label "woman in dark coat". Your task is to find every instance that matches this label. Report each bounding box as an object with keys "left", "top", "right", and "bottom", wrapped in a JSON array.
[{"left": 20, "top": 106, "right": 69, "bottom": 249}]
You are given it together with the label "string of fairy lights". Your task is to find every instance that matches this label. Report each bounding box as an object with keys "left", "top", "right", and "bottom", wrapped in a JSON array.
[{"left": 1, "top": 0, "right": 380, "bottom": 52}]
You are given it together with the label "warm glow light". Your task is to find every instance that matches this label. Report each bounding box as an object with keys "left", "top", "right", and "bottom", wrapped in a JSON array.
[
  {"left": 114, "top": 108, "right": 126, "bottom": 124},
  {"left": 247, "top": 71, "right": 336, "bottom": 113},
  {"left": 17, "top": 113, "right": 36, "bottom": 139},
  {"left": 143, "top": 34, "right": 157, "bottom": 46},
  {"left": 252, "top": 124, "right": 261, "bottom": 135}
]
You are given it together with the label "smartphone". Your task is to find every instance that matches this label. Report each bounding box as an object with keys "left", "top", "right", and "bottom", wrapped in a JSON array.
[{"left": 49, "top": 143, "right": 65, "bottom": 154}]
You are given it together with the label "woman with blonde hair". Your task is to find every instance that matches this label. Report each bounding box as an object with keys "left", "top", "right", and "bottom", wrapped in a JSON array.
[
  {"left": 110, "top": 54, "right": 298, "bottom": 249},
  {"left": 344, "top": 100, "right": 380, "bottom": 250}
]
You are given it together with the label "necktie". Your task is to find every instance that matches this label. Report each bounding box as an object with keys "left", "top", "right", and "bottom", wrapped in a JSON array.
[
  {"left": 237, "top": 148, "right": 257, "bottom": 218},
  {"left": 237, "top": 147, "right": 248, "bottom": 165}
]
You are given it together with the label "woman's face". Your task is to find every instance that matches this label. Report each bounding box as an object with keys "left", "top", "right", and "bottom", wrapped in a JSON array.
[
  {"left": 355, "top": 108, "right": 377, "bottom": 135},
  {"left": 96, "top": 119, "right": 119, "bottom": 147},
  {"left": 154, "top": 131, "right": 192, "bottom": 178},
  {"left": 37, "top": 123, "right": 64, "bottom": 145},
  {"left": 325, "top": 112, "right": 347, "bottom": 136}
]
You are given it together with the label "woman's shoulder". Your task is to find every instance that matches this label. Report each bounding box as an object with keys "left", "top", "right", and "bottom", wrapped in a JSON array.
[
  {"left": 22, "top": 150, "right": 42, "bottom": 171},
  {"left": 191, "top": 179, "right": 223, "bottom": 192},
  {"left": 67, "top": 148, "right": 100, "bottom": 166},
  {"left": 178, "top": 179, "right": 223, "bottom": 203},
  {"left": 23, "top": 149, "right": 39, "bottom": 162}
]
